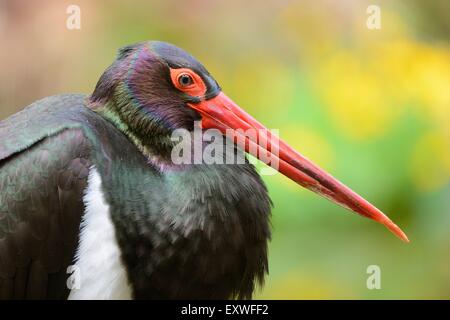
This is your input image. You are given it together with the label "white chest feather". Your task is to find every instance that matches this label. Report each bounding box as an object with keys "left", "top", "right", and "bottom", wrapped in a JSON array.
[{"left": 68, "top": 167, "right": 132, "bottom": 300}]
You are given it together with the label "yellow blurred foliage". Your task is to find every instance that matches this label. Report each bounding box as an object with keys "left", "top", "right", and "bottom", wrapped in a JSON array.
[
  {"left": 314, "top": 40, "right": 450, "bottom": 142},
  {"left": 256, "top": 271, "right": 349, "bottom": 299},
  {"left": 229, "top": 56, "right": 294, "bottom": 118},
  {"left": 410, "top": 132, "right": 450, "bottom": 192}
]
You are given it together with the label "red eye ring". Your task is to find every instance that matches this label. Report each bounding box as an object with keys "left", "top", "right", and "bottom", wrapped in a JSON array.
[{"left": 170, "top": 68, "right": 207, "bottom": 97}]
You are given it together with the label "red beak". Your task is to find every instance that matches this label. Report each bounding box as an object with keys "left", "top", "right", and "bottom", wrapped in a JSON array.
[{"left": 188, "top": 92, "right": 409, "bottom": 242}]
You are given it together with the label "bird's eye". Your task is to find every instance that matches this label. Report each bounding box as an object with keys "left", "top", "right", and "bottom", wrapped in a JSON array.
[
  {"left": 170, "top": 68, "right": 206, "bottom": 96},
  {"left": 178, "top": 73, "right": 194, "bottom": 87}
]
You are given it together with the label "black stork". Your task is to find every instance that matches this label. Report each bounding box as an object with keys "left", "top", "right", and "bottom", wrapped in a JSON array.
[{"left": 0, "top": 41, "right": 408, "bottom": 300}]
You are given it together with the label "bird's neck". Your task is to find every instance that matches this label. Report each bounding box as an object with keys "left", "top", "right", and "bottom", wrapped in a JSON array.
[{"left": 88, "top": 99, "right": 176, "bottom": 170}]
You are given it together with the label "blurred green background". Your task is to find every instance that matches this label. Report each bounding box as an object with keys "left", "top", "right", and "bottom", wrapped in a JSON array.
[{"left": 0, "top": 0, "right": 449, "bottom": 299}]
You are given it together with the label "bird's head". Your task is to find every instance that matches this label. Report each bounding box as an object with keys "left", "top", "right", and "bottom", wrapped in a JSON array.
[
  {"left": 89, "top": 41, "right": 408, "bottom": 242},
  {"left": 89, "top": 41, "right": 220, "bottom": 136}
]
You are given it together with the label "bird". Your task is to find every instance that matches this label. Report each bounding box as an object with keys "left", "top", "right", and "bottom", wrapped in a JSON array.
[{"left": 0, "top": 41, "right": 408, "bottom": 300}]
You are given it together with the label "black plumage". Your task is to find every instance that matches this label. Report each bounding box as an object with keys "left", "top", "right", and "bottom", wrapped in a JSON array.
[{"left": 0, "top": 94, "right": 271, "bottom": 299}]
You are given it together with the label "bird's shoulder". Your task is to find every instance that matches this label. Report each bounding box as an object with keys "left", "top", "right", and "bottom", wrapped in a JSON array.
[
  {"left": 1, "top": 94, "right": 99, "bottom": 162},
  {"left": 0, "top": 93, "right": 151, "bottom": 299}
]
